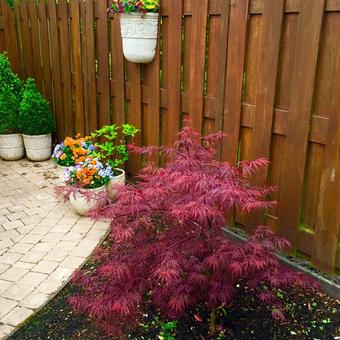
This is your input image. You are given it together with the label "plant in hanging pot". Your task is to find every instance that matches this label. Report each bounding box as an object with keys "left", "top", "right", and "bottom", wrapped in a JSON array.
[
  {"left": 52, "top": 135, "right": 95, "bottom": 180},
  {"left": 19, "top": 78, "right": 56, "bottom": 161},
  {"left": 63, "top": 157, "right": 114, "bottom": 216},
  {"left": 109, "top": 0, "right": 160, "bottom": 63},
  {"left": 90, "top": 124, "right": 139, "bottom": 199}
]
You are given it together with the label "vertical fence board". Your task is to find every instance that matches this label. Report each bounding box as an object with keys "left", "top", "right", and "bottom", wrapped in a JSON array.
[
  {"left": 164, "top": 0, "right": 182, "bottom": 146},
  {"left": 127, "top": 62, "right": 142, "bottom": 174},
  {"left": 18, "top": 0, "right": 33, "bottom": 78},
  {"left": 0, "top": 1, "right": 4, "bottom": 52},
  {"left": 48, "top": 0, "right": 64, "bottom": 139},
  {"left": 27, "top": 1, "right": 43, "bottom": 93},
  {"left": 210, "top": 1, "right": 229, "bottom": 137},
  {"left": 38, "top": 0, "right": 52, "bottom": 102},
  {"left": 160, "top": 15, "right": 169, "bottom": 144},
  {"left": 84, "top": 0, "right": 97, "bottom": 133},
  {"left": 249, "top": 0, "right": 285, "bottom": 226},
  {"left": 70, "top": 0, "right": 85, "bottom": 135},
  {"left": 1, "top": 1, "right": 20, "bottom": 74},
  {"left": 110, "top": 13, "right": 125, "bottom": 128},
  {"left": 221, "top": 0, "right": 249, "bottom": 163},
  {"left": 59, "top": 0, "right": 74, "bottom": 137},
  {"left": 143, "top": 27, "right": 160, "bottom": 151},
  {"left": 96, "top": 0, "right": 111, "bottom": 127},
  {"left": 277, "top": 0, "right": 325, "bottom": 250},
  {"left": 311, "top": 47, "right": 340, "bottom": 272},
  {"left": 188, "top": 0, "right": 208, "bottom": 132}
]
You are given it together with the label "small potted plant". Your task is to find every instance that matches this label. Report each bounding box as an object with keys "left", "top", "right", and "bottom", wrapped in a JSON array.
[
  {"left": 90, "top": 124, "right": 139, "bottom": 198},
  {"left": 64, "top": 157, "right": 114, "bottom": 216},
  {"left": 0, "top": 53, "right": 24, "bottom": 160},
  {"left": 0, "top": 85, "right": 24, "bottom": 160},
  {"left": 19, "top": 78, "right": 56, "bottom": 161},
  {"left": 52, "top": 135, "right": 95, "bottom": 179},
  {"left": 109, "top": 0, "right": 160, "bottom": 63}
]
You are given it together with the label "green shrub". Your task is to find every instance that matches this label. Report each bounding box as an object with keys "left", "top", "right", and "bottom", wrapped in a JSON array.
[
  {"left": 19, "top": 78, "right": 55, "bottom": 135},
  {"left": 0, "top": 53, "right": 22, "bottom": 101},
  {"left": 0, "top": 84, "right": 20, "bottom": 134},
  {"left": 90, "top": 124, "right": 139, "bottom": 168}
]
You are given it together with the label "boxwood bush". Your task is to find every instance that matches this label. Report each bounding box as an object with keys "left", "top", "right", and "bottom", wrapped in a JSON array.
[
  {"left": 19, "top": 78, "right": 55, "bottom": 135},
  {"left": 0, "top": 53, "right": 22, "bottom": 100},
  {"left": 0, "top": 84, "right": 21, "bottom": 134},
  {"left": 0, "top": 54, "right": 22, "bottom": 134}
]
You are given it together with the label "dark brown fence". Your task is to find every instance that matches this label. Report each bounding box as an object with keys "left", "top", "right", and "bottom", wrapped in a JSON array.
[{"left": 0, "top": 0, "right": 339, "bottom": 273}]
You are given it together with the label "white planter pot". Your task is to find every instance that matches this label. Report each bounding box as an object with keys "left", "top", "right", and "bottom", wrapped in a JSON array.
[
  {"left": 69, "top": 185, "right": 106, "bottom": 216},
  {"left": 55, "top": 164, "right": 69, "bottom": 181},
  {"left": 0, "top": 133, "right": 25, "bottom": 161},
  {"left": 120, "top": 13, "right": 159, "bottom": 63},
  {"left": 107, "top": 168, "right": 126, "bottom": 200},
  {"left": 23, "top": 134, "right": 52, "bottom": 161}
]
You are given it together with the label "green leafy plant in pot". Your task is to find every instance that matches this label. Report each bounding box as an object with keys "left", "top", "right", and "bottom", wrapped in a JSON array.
[
  {"left": 90, "top": 123, "right": 139, "bottom": 199},
  {"left": 0, "top": 53, "right": 24, "bottom": 160},
  {"left": 19, "top": 78, "right": 56, "bottom": 161}
]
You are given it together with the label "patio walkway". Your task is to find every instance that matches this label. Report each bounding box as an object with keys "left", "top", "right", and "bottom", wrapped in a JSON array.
[{"left": 0, "top": 159, "right": 109, "bottom": 338}]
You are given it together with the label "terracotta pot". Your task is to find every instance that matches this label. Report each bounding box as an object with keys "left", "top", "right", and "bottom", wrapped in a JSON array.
[
  {"left": 0, "top": 133, "right": 25, "bottom": 160},
  {"left": 120, "top": 13, "right": 159, "bottom": 63}
]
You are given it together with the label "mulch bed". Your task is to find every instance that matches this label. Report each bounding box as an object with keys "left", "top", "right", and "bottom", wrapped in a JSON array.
[{"left": 9, "top": 282, "right": 340, "bottom": 340}]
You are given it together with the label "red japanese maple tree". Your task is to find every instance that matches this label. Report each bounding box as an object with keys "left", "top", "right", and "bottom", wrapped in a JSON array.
[{"left": 69, "top": 127, "right": 317, "bottom": 336}]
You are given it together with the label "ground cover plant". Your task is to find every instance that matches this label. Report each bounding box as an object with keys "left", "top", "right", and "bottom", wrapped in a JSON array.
[{"left": 69, "top": 127, "right": 319, "bottom": 337}]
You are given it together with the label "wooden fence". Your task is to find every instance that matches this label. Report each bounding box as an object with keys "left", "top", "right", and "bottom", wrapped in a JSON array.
[{"left": 0, "top": 0, "right": 339, "bottom": 273}]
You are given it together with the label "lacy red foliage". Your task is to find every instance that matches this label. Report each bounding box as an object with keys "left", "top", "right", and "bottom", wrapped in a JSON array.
[{"left": 69, "top": 127, "right": 318, "bottom": 336}]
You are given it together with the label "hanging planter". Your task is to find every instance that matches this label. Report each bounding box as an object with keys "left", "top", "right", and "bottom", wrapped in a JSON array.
[{"left": 109, "top": 0, "right": 160, "bottom": 64}]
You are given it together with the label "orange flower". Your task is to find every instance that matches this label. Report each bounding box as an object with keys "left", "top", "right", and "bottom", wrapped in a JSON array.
[{"left": 60, "top": 154, "right": 66, "bottom": 161}]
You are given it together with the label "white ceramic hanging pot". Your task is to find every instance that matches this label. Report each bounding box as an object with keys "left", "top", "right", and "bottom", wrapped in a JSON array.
[
  {"left": 120, "top": 13, "right": 159, "bottom": 63},
  {"left": 107, "top": 168, "right": 126, "bottom": 200},
  {"left": 0, "top": 133, "right": 25, "bottom": 161},
  {"left": 69, "top": 185, "right": 106, "bottom": 216},
  {"left": 23, "top": 134, "right": 52, "bottom": 161}
]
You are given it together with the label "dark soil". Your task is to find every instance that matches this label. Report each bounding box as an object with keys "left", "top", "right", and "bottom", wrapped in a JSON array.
[{"left": 9, "top": 282, "right": 340, "bottom": 340}]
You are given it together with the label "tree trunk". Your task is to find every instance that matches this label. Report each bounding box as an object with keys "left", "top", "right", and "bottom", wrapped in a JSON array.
[{"left": 209, "top": 308, "right": 217, "bottom": 337}]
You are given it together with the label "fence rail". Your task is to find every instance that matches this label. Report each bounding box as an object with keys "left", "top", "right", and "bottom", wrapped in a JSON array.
[{"left": 0, "top": 0, "right": 339, "bottom": 273}]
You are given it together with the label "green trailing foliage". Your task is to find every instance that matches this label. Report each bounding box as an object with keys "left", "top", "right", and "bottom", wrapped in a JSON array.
[
  {"left": 91, "top": 123, "right": 139, "bottom": 168},
  {"left": 19, "top": 78, "right": 55, "bottom": 135},
  {"left": 0, "top": 84, "right": 21, "bottom": 134}
]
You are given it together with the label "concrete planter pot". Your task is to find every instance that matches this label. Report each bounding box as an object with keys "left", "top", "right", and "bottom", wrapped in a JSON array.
[
  {"left": 107, "top": 168, "right": 126, "bottom": 200},
  {"left": 55, "top": 164, "right": 69, "bottom": 181},
  {"left": 69, "top": 185, "right": 106, "bottom": 216},
  {"left": 23, "top": 134, "right": 52, "bottom": 161},
  {"left": 0, "top": 133, "right": 25, "bottom": 160},
  {"left": 120, "top": 13, "right": 159, "bottom": 63}
]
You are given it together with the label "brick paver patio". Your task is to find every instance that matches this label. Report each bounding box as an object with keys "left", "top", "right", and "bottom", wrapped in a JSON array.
[{"left": 0, "top": 159, "right": 109, "bottom": 338}]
